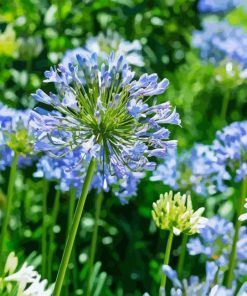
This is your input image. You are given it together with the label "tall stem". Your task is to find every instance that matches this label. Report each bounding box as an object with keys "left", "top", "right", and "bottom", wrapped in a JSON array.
[
  {"left": 226, "top": 177, "right": 247, "bottom": 288},
  {"left": 47, "top": 189, "right": 61, "bottom": 282},
  {"left": 86, "top": 190, "right": 104, "bottom": 296},
  {"left": 177, "top": 234, "right": 188, "bottom": 277},
  {"left": 0, "top": 152, "right": 18, "bottom": 274},
  {"left": 160, "top": 230, "right": 174, "bottom": 290},
  {"left": 69, "top": 188, "right": 77, "bottom": 292},
  {"left": 53, "top": 158, "right": 96, "bottom": 296},
  {"left": 41, "top": 180, "right": 49, "bottom": 278}
]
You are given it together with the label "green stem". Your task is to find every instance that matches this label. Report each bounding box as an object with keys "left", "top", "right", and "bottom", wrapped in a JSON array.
[
  {"left": 0, "top": 152, "right": 18, "bottom": 274},
  {"left": 226, "top": 177, "right": 247, "bottom": 288},
  {"left": 220, "top": 90, "right": 231, "bottom": 121},
  {"left": 177, "top": 234, "right": 188, "bottom": 278},
  {"left": 47, "top": 189, "right": 61, "bottom": 282},
  {"left": 160, "top": 230, "right": 174, "bottom": 289},
  {"left": 53, "top": 158, "right": 96, "bottom": 296},
  {"left": 41, "top": 180, "right": 49, "bottom": 278},
  {"left": 86, "top": 190, "right": 104, "bottom": 296},
  {"left": 69, "top": 188, "right": 78, "bottom": 292}
]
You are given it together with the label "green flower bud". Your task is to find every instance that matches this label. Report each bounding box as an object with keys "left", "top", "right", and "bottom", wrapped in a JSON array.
[
  {"left": 6, "top": 128, "right": 33, "bottom": 155},
  {"left": 152, "top": 191, "right": 207, "bottom": 236}
]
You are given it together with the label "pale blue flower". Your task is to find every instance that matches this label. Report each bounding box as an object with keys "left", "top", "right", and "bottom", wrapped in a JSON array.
[
  {"left": 31, "top": 52, "right": 180, "bottom": 195},
  {"left": 187, "top": 216, "right": 247, "bottom": 278}
]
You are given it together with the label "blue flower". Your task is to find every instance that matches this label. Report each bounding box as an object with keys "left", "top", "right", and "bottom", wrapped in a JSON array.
[
  {"left": 187, "top": 216, "right": 247, "bottom": 278},
  {"left": 0, "top": 103, "right": 35, "bottom": 170},
  {"left": 197, "top": 0, "right": 243, "bottom": 13},
  {"left": 193, "top": 20, "right": 247, "bottom": 68},
  {"left": 31, "top": 52, "right": 180, "bottom": 193},
  {"left": 163, "top": 262, "right": 236, "bottom": 295},
  {"left": 62, "top": 30, "right": 144, "bottom": 67}
]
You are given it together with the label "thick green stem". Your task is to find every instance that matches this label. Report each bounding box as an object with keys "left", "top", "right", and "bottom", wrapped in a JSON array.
[
  {"left": 53, "top": 158, "right": 96, "bottom": 296},
  {"left": 47, "top": 189, "right": 61, "bottom": 282},
  {"left": 177, "top": 234, "right": 188, "bottom": 277},
  {"left": 160, "top": 230, "right": 174, "bottom": 289},
  {"left": 41, "top": 180, "right": 49, "bottom": 278},
  {"left": 226, "top": 177, "right": 247, "bottom": 288},
  {"left": 69, "top": 188, "right": 78, "bottom": 292},
  {"left": 0, "top": 152, "right": 18, "bottom": 274},
  {"left": 86, "top": 190, "right": 104, "bottom": 296}
]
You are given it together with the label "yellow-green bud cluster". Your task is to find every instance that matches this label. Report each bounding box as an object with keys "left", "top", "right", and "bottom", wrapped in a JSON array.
[
  {"left": 6, "top": 129, "right": 33, "bottom": 155},
  {"left": 152, "top": 191, "right": 207, "bottom": 235}
]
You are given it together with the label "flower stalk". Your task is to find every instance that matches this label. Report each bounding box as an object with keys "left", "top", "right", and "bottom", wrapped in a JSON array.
[
  {"left": 0, "top": 152, "right": 19, "bottom": 275},
  {"left": 177, "top": 233, "right": 188, "bottom": 277},
  {"left": 53, "top": 157, "right": 97, "bottom": 296},
  {"left": 86, "top": 190, "right": 104, "bottom": 296},
  {"left": 161, "top": 230, "right": 174, "bottom": 290},
  {"left": 226, "top": 177, "right": 247, "bottom": 288}
]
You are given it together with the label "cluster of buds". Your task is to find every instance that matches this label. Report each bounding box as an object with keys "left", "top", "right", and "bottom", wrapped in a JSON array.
[{"left": 152, "top": 191, "right": 207, "bottom": 235}]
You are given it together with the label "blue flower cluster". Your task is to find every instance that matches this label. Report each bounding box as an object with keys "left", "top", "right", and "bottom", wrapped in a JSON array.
[
  {"left": 150, "top": 144, "right": 219, "bottom": 196},
  {"left": 197, "top": 0, "right": 243, "bottom": 13},
  {"left": 0, "top": 103, "right": 34, "bottom": 170},
  {"left": 34, "top": 151, "right": 144, "bottom": 203},
  {"left": 187, "top": 216, "right": 247, "bottom": 278},
  {"left": 30, "top": 52, "right": 180, "bottom": 200},
  {"left": 151, "top": 121, "right": 247, "bottom": 196},
  {"left": 212, "top": 121, "right": 247, "bottom": 184},
  {"left": 62, "top": 30, "right": 144, "bottom": 67},
  {"left": 193, "top": 20, "right": 247, "bottom": 68},
  {"left": 161, "top": 262, "right": 247, "bottom": 295}
]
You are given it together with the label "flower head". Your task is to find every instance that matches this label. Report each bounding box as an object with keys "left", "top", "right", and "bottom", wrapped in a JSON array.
[
  {"left": 152, "top": 191, "right": 207, "bottom": 235},
  {"left": 1, "top": 252, "right": 52, "bottom": 296},
  {"left": 31, "top": 52, "right": 180, "bottom": 187},
  {"left": 163, "top": 262, "right": 237, "bottom": 296},
  {"left": 187, "top": 216, "right": 247, "bottom": 278},
  {"left": 193, "top": 20, "right": 247, "bottom": 69},
  {"left": 0, "top": 104, "right": 35, "bottom": 170}
]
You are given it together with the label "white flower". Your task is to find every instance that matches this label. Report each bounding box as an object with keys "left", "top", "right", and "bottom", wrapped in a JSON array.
[{"left": 4, "top": 261, "right": 52, "bottom": 296}]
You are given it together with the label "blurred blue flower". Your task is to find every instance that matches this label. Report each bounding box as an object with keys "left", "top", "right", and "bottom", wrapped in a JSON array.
[
  {"left": 162, "top": 261, "right": 240, "bottom": 295},
  {"left": 30, "top": 52, "right": 180, "bottom": 196},
  {"left": 0, "top": 103, "right": 35, "bottom": 170},
  {"left": 150, "top": 144, "right": 221, "bottom": 196},
  {"left": 193, "top": 20, "right": 247, "bottom": 68},
  {"left": 197, "top": 0, "right": 243, "bottom": 13},
  {"left": 212, "top": 121, "right": 247, "bottom": 185},
  {"left": 187, "top": 216, "right": 247, "bottom": 278},
  {"left": 62, "top": 30, "right": 144, "bottom": 67}
]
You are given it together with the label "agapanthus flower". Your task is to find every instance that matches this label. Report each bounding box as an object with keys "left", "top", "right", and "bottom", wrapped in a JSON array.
[
  {"left": 150, "top": 144, "right": 224, "bottom": 196},
  {"left": 187, "top": 216, "right": 247, "bottom": 278},
  {"left": 152, "top": 191, "right": 207, "bottom": 235},
  {"left": 197, "top": 0, "right": 243, "bottom": 13},
  {"left": 30, "top": 52, "right": 180, "bottom": 194},
  {"left": 193, "top": 20, "right": 247, "bottom": 68},
  {"left": 34, "top": 147, "right": 144, "bottom": 203},
  {"left": 1, "top": 252, "right": 52, "bottom": 296},
  {"left": 0, "top": 103, "right": 35, "bottom": 170},
  {"left": 207, "top": 121, "right": 247, "bottom": 193},
  {"left": 161, "top": 262, "right": 245, "bottom": 296},
  {"left": 62, "top": 30, "right": 144, "bottom": 67}
]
